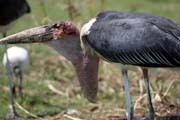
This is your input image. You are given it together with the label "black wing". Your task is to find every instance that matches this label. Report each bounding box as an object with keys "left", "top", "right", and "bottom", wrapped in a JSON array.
[
  {"left": 0, "top": 0, "right": 31, "bottom": 25},
  {"left": 85, "top": 17, "right": 180, "bottom": 67},
  {"left": 96, "top": 11, "right": 180, "bottom": 40}
]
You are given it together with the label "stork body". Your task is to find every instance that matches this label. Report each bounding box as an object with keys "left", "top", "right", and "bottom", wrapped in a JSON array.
[
  {"left": 80, "top": 11, "right": 180, "bottom": 120},
  {"left": 0, "top": 0, "right": 31, "bottom": 118},
  {"left": 81, "top": 11, "right": 180, "bottom": 67},
  {"left": 3, "top": 46, "right": 29, "bottom": 97}
]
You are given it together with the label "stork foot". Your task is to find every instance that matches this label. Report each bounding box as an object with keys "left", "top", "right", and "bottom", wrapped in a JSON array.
[
  {"left": 145, "top": 104, "right": 155, "bottom": 120},
  {"left": 7, "top": 111, "right": 19, "bottom": 119},
  {"left": 7, "top": 105, "right": 20, "bottom": 119},
  {"left": 147, "top": 111, "right": 155, "bottom": 120},
  {"left": 140, "top": 116, "right": 148, "bottom": 120},
  {"left": 140, "top": 112, "right": 155, "bottom": 120},
  {"left": 126, "top": 106, "right": 134, "bottom": 120}
]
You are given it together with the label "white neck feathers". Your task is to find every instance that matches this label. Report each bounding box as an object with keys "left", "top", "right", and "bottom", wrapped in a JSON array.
[{"left": 80, "top": 18, "right": 96, "bottom": 38}]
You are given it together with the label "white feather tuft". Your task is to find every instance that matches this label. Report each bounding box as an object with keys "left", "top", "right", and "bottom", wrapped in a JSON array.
[
  {"left": 3, "top": 46, "right": 29, "bottom": 70},
  {"left": 80, "top": 18, "right": 96, "bottom": 38},
  {"left": 80, "top": 18, "right": 96, "bottom": 54}
]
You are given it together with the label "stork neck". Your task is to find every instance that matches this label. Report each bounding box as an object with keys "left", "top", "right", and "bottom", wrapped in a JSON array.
[
  {"left": 47, "top": 36, "right": 99, "bottom": 102},
  {"left": 46, "top": 36, "right": 83, "bottom": 63},
  {"left": 72, "top": 53, "right": 99, "bottom": 102}
]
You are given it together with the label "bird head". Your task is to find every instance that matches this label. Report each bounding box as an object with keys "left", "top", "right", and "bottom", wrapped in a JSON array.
[
  {"left": 50, "top": 21, "right": 79, "bottom": 39},
  {"left": 0, "top": 21, "right": 99, "bottom": 103}
]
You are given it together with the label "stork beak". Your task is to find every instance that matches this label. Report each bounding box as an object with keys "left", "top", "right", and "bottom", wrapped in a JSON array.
[
  {"left": 0, "top": 21, "right": 78, "bottom": 44},
  {"left": 0, "top": 25, "right": 55, "bottom": 44}
]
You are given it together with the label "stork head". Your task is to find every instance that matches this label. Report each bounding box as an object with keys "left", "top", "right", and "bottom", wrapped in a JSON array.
[{"left": 0, "top": 21, "right": 99, "bottom": 102}]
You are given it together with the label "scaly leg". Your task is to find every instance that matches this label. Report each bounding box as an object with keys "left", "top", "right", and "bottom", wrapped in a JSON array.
[
  {"left": 17, "top": 69, "right": 23, "bottom": 98},
  {"left": 3, "top": 35, "right": 19, "bottom": 118},
  {"left": 121, "top": 66, "right": 134, "bottom": 120},
  {"left": 142, "top": 68, "right": 154, "bottom": 120}
]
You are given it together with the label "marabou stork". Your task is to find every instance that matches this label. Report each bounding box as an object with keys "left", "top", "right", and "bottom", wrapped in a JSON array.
[
  {"left": 0, "top": 21, "right": 99, "bottom": 109},
  {"left": 80, "top": 11, "right": 180, "bottom": 120},
  {"left": 1, "top": 11, "right": 180, "bottom": 120},
  {"left": 0, "top": 0, "right": 31, "bottom": 118},
  {"left": 3, "top": 46, "right": 29, "bottom": 97}
]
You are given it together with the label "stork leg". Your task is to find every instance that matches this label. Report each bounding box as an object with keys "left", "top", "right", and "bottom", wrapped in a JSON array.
[
  {"left": 3, "top": 37, "right": 19, "bottom": 118},
  {"left": 17, "top": 69, "right": 23, "bottom": 98},
  {"left": 142, "top": 68, "right": 154, "bottom": 120},
  {"left": 14, "top": 66, "right": 23, "bottom": 98},
  {"left": 121, "top": 66, "right": 134, "bottom": 120}
]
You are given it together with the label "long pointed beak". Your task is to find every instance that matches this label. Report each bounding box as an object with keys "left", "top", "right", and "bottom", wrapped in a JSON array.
[{"left": 0, "top": 25, "right": 54, "bottom": 44}]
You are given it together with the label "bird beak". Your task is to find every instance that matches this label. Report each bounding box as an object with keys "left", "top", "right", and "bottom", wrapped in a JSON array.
[
  {"left": 0, "top": 25, "right": 54, "bottom": 44},
  {"left": 0, "top": 21, "right": 78, "bottom": 44}
]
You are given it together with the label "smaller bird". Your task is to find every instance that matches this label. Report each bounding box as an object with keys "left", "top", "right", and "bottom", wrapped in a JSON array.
[
  {"left": 0, "top": 0, "right": 31, "bottom": 118},
  {"left": 3, "top": 46, "right": 29, "bottom": 97}
]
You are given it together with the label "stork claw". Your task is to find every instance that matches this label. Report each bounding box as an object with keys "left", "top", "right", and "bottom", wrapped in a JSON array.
[
  {"left": 7, "top": 108, "right": 20, "bottom": 119},
  {"left": 7, "top": 113, "right": 19, "bottom": 119},
  {"left": 140, "top": 113, "right": 155, "bottom": 120}
]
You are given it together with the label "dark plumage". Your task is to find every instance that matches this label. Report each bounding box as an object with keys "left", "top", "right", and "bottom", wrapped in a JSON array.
[
  {"left": 83, "top": 11, "right": 180, "bottom": 67},
  {"left": 81, "top": 11, "right": 180, "bottom": 120},
  {"left": 0, "top": 0, "right": 30, "bottom": 25}
]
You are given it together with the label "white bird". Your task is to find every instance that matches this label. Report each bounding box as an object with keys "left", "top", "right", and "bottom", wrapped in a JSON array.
[
  {"left": 0, "top": 0, "right": 31, "bottom": 118},
  {"left": 3, "top": 46, "right": 29, "bottom": 97}
]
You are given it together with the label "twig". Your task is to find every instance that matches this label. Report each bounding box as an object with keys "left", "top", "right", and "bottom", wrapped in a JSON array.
[
  {"left": 48, "top": 111, "right": 65, "bottom": 120},
  {"left": 47, "top": 82, "right": 68, "bottom": 96},
  {"left": 15, "top": 101, "right": 44, "bottom": 120},
  {"left": 134, "top": 93, "right": 147, "bottom": 110},
  {"left": 63, "top": 114, "right": 83, "bottom": 120},
  {"left": 134, "top": 91, "right": 158, "bottom": 110},
  {"left": 164, "top": 80, "right": 175, "bottom": 96}
]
